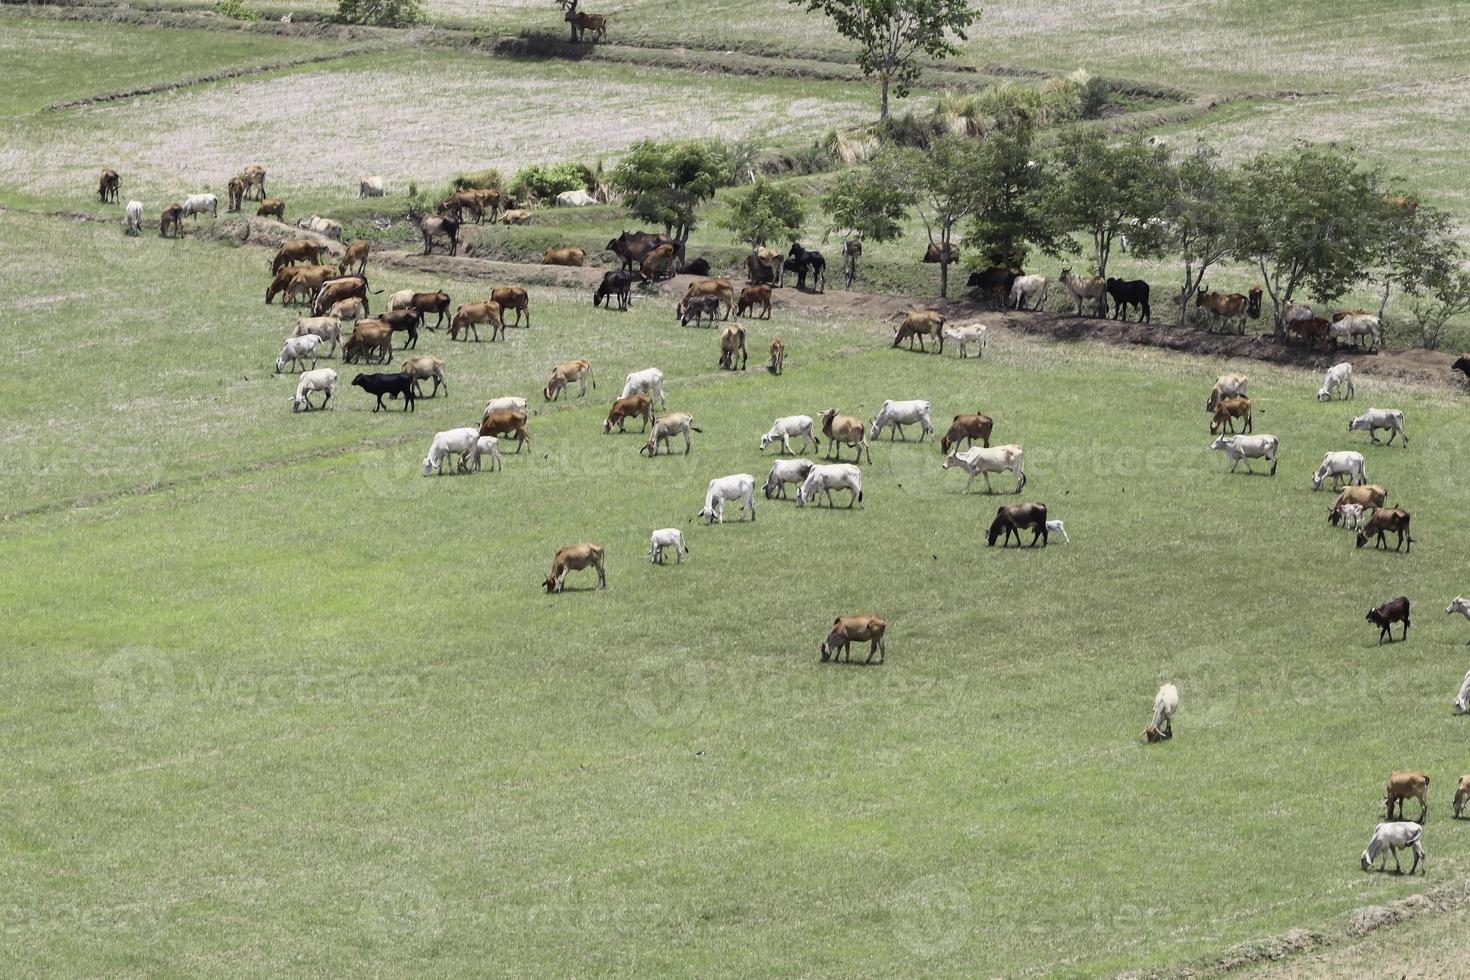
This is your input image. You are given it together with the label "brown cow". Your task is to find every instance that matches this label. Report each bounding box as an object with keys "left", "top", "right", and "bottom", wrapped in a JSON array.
[
  {"left": 542, "top": 247, "right": 586, "bottom": 267},
  {"left": 159, "top": 203, "right": 184, "bottom": 238},
  {"left": 339, "top": 240, "right": 369, "bottom": 277},
  {"left": 438, "top": 191, "right": 485, "bottom": 223},
  {"left": 1196, "top": 285, "right": 1263, "bottom": 334},
  {"left": 940, "top": 413, "right": 993, "bottom": 454},
  {"left": 1288, "top": 316, "right": 1331, "bottom": 349},
  {"left": 409, "top": 291, "right": 453, "bottom": 332},
  {"left": 718, "top": 323, "right": 748, "bottom": 371},
  {"left": 284, "top": 266, "right": 338, "bottom": 307},
  {"left": 491, "top": 286, "right": 530, "bottom": 327},
  {"left": 450, "top": 301, "right": 503, "bottom": 343},
  {"left": 640, "top": 243, "right": 678, "bottom": 281},
  {"left": 768, "top": 338, "right": 785, "bottom": 375},
  {"left": 543, "top": 543, "right": 605, "bottom": 593},
  {"left": 266, "top": 264, "right": 332, "bottom": 305},
  {"left": 272, "top": 240, "right": 322, "bottom": 275},
  {"left": 227, "top": 177, "right": 245, "bottom": 213},
  {"left": 342, "top": 320, "right": 394, "bottom": 364},
  {"left": 98, "top": 169, "right": 120, "bottom": 204},
  {"left": 922, "top": 242, "right": 959, "bottom": 263},
  {"left": 603, "top": 394, "right": 654, "bottom": 434},
  {"left": 565, "top": 10, "right": 607, "bottom": 42},
  {"left": 256, "top": 197, "right": 285, "bottom": 221},
  {"left": 313, "top": 277, "right": 370, "bottom": 318},
  {"left": 737, "top": 284, "right": 772, "bottom": 319},
  {"left": 891, "top": 309, "right": 945, "bottom": 353},
  {"left": 1356, "top": 507, "right": 1413, "bottom": 553},
  {"left": 820, "top": 615, "right": 886, "bottom": 664},
  {"left": 608, "top": 231, "right": 677, "bottom": 271},
  {"left": 678, "top": 279, "right": 735, "bottom": 320},
  {"left": 1209, "top": 396, "right": 1252, "bottom": 435},
  {"left": 239, "top": 164, "right": 266, "bottom": 201},
  {"left": 480, "top": 409, "right": 531, "bottom": 454}
]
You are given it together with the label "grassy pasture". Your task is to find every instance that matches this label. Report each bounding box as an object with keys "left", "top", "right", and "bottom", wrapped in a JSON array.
[{"left": 6, "top": 209, "right": 1470, "bottom": 976}]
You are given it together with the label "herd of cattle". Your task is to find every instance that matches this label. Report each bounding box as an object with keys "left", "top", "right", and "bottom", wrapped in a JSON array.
[{"left": 93, "top": 160, "right": 1470, "bottom": 876}]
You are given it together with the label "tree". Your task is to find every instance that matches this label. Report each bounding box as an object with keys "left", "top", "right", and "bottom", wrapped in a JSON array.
[
  {"left": 553, "top": 0, "right": 578, "bottom": 41},
  {"left": 886, "top": 134, "right": 987, "bottom": 298},
  {"left": 1042, "top": 128, "right": 1174, "bottom": 279},
  {"left": 1233, "top": 146, "right": 1386, "bottom": 334},
  {"left": 1374, "top": 198, "right": 1460, "bottom": 319},
  {"left": 789, "top": 0, "right": 979, "bottom": 121},
  {"left": 962, "top": 108, "right": 1066, "bottom": 269},
  {"left": 820, "top": 168, "right": 912, "bottom": 285},
  {"left": 1407, "top": 267, "right": 1470, "bottom": 350},
  {"left": 720, "top": 180, "right": 808, "bottom": 248},
  {"left": 608, "top": 141, "right": 725, "bottom": 244},
  {"left": 1162, "top": 146, "right": 1242, "bottom": 319},
  {"left": 336, "top": 0, "right": 424, "bottom": 26}
]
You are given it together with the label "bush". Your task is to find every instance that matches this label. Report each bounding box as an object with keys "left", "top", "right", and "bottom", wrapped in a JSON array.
[
  {"left": 212, "top": 0, "right": 261, "bottom": 21},
  {"left": 452, "top": 168, "right": 503, "bottom": 191},
  {"left": 336, "top": 0, "right": 425, "bottom": 27},
  {"left": 506, "top": 162, "right": 595, "bottom": 205}
]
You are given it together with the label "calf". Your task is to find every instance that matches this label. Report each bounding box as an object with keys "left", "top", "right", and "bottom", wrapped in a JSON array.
[
  {"left": 479, "top": 410, "right": 531, "bottom": 454},
  {"left": 351, "top": 371, "right": 416, "bottom": 412},
  {"left": 820, "top": 615, "right": 886, "bottom": 664},
  {"left": 603, "top": 394, "right": 654, "bottom": 434},
  {"left": 1317, "top": 362, "right": 1354, "bottom": 401},
  {"left": 1457, "top": 775, "right": 1470, "bottom": 819},
  {"left": 940, "top": 413, "right": 992, "bottom": 454},
  {"left": 680, "top": 294, "right": 721, "bottom": 327},
  {"left": 1209, "top": 396, "right": 1252, "bottom": 435},
  {"left": 649, "top": 528, "right": 688, "bottom": 565},
  {"left": 768, "top": 338, "right": 785, "bottom": 375},
  {"left": 1384, "top": 771, "right": 1429, "bottom": 822},
  {"left": 1356, "top": 507, "right": 1412, "bottom": 552},
  {"left": 987, "top": 502, "right": 1048, "bottom": 547},
  {"left": 737, "top": 285, "right": 772, "bottom": 319},
  {"left": 543, "top": 544, "right": 605, "bottom": 593},
  {"left": 1367, "top": 596, "right": 1411, "bottom": 643}
]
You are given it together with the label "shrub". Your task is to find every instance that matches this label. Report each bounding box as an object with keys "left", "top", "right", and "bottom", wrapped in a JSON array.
[
  {"left": 452, "top": 168, "right": 503, "bottom": 191},
  {"left": 212, "top": 0, "right": 261, "bottom": 21},
  {"left": 507, "top": 162, "right": 595, "bottom": 204},
  {"left": 336, "top": 0, "right": 425, "bottom": 27}
]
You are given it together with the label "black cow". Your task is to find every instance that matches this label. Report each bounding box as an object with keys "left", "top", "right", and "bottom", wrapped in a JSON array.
[
  {"left": 966, "top": 266, "right": 1022, "bottom": 308},
  {"left": 352, "top": 372, "right": 417, "bottom": 412},
  {"left": 682, "top": 256, "right": 711, "bottom": 277},
  {"left": 679, "top": 295, "right": 721, "bottom": 327},
  {"left": 1452, "top": 355, "right": 1470, "bottom": 381},
  {"left": 787, "top": 243, "right": 826, "bottom": 292},
  {"left": 1106, "top": 278, "right": 1151, "bottom": 323},
  {"left": 1366, "top": 596, "right": 1411, "bottom": 644},
  {"left": 593, "top": 269, "right": 639, "bottom": 311},
  {"left": 607, "top": 231, "right": 679, "bottom": 272},
  {"left": 381, "top": 309, "right": 420, "bottom": 350},
  {"left": 986, "top": 502, "right": 1048, "bottom": 548}
]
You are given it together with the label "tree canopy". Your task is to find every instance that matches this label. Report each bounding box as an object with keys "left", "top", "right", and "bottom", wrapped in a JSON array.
[
  {"left": 721, "top": 180, "right": 808, "bottom": 248},
  {"left": 608, "top": 141, "right": 725, "bottom": 243}
]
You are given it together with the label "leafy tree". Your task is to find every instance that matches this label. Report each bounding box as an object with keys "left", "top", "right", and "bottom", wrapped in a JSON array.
[
  {"left": 820, "top": 167, "right": 913, "bottom": 284},
  {"left": 1406, "top": 267, "right": 1470, "bottom": 350},
  {"left": 608, "top": 141, "right": 724, "bottom": 243},
  {"left": 1161, "top": 146, "right": 1242, "bottom": 318},
  {"left": 1374, "top": 198, "right": 1460, "bottom": 319},
  {"left": 886, "top": 134, "right": 987, "bottom": 298},
  {"left": 1042, "top": 128, "right": 1174, "bottom": 279},
  {"left": 336, "top": 0, "right": 424, "bottom": 26},
  {"left": 507, "top": 162, "right": 595, "bottom": 204},
  {"left": 788, "top": 0, "right": 979, "bottom": 121},
  {"left": 1232, "top": 146, "right": 1386, "bottom": 333},
  {"left": 963, "top": 109, "right": 1066, "bottom": 269},
  {"left": 720, "top": 180, "right": 808, "bottom": 248}
]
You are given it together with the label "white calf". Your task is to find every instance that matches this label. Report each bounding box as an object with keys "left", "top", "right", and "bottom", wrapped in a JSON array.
[
  {"left": 1009, "top": 275, "right": 1048, "bottom": 311},
  {"left": 291, "top": 315, "right": 343, "bottom": 357},
  {"left": 1360, "top": 821, "right": 1424, "bottom": 875},
  {"left": 763, "top": 459, "right": 815, "bottom": 499},
  {"left": 422, "top": 427, "right": 480, "bottom": 476},
  {"left": 943, "top": 323, "right": 988, "bottom": 358},
  {"left": 619, "top": 367, "right": 666, "bottom": 409},
  {"left": 697, "top": 474, "right": 756, "bottom": 524},
  {"left": 181, "top": 193, "right": 218, "bottom": 219},
  {"left": 760, "top": 415, "right": 820, "bottom": 454},
  {"left": 1348, "top": 408, "right": 1407, "bottom": 446},
  {"left": 1210, "top": 434, "right": 1278, "bottom": 475},
  {"left": 290, "top": 368, "right": 336, "bottom": 412},
  {"left": 467, "top": 436, "right": 502, "bottom": 473},
  {"left": 275, "top": 333, "right": 323, "bottom": 373},
  {"left": 649, "top": 528, "right": 688, "bottom": 564},
  {"left": 1317, "top": 362, "right": 1354, "bottom": 401},
  {"left": 1336, "top": 503, "right": 1366, "bottom": 530},
  {"left": 942, "top": 445, "right": 1026, "bottom": 494},
  {"left": 482, "top": 396, "right": 528, "bottom": 419},
  {"left": 1045, "top": 519, "right": 1069, "bottom": 543},
  {"left": 123, "top": 200, "right": 143, "bottom": 236},
  {"left": 796, "top": 463, "right": 864, "bottom": 509},
  {"left": 1454, "top": 667, "right": 1470, "bottom": 714},
  {"left": 870, "top": 399, "right": 934, "bottom": 442},
  {"left": 1448, "top": 597, "right": 1470, "bottom": 648},
  {"left": 1311, "top": 450, "right": 1366, "bottom": 491}
]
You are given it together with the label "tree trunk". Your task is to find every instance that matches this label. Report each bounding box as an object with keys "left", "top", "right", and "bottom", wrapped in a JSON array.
[
  {"left": 1378, "top": 279, "right": 1392, "bottom": 320},
  {"left": 879, "top": 76, "right": 890, "bottom": 123},
  {"left": 938, "top": 223, "right": 951, "bottom": 298},
  {"left": 567, "top": 0, "right": 578, "bottom": 41}
]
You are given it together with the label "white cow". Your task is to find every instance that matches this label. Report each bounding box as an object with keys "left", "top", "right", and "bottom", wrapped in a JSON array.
[
  {"left": 181, "top": 193, "right": 218, "bottom": 219},
  {"left": 1210, "top": 434, "right": 1278, "bottom": 475},
  {"left": 942, "top": 445, "right": 1026, "bottom": 494},
  {"left": 1360, "top": 821, "right": 1425, "bottom": 875},
  {"left": 1454, "top": 667, "right": 1470, "bottom": 714},
  {"left": 619, "top": 367, "right": 666, "bottom": 409},
  {"left": 760, "top": 415, "right": 819, "bottom": 454},
  {"left": 870, "top": 399, "right": 934, "bottom": 442},
  {"left": 387, "top": 289, "right": 416, "bottom": 312},
  {"left": 1045, "top": 519, "right": 1069, "bottom": 543},
  {"left": 1331, "top": 314, "right": 1381, "bottom": 350},
  {"left": 1348, "top": 408, "right": 1408, "bottom": 446},
  {"left": 696, "top": 474, "right": 756, "bottom": 524},
  {"left": 796, "top": 463, "right": 863, "bottom": 509},
  {"left": 1448, "top": 597, "right": 1470, "bottom": 649},
  {"left": 297, "top": 214, "right": 343, "bottom": 240},
  {"left": 1009, "top": 275, "right": 1048, "bottom": 311},
  {"left": 482, "top": 396, "right": 528, "bottom": 419},
  {"left": 466, "top": 435, "right": 502, "bottom": 473},
  {"left": 1145, "top": 682, "right": 1178, "bottom": 742},
  {"left": 1206, "top": 373, "right": 1248, "bottom": 412},
  {"left": 290, "top": 315, "right": 343, "bottom": 357},
  {"left": 762, "top": 458, "right": 814, "bottom": 499},
  {"left": 123, "top": 200, "right": 143, "bottom": 236},
  {"left": 1311, "top": 450, "right": 1366, "bottom": 491},
  {"left": 649, "top": 528, "right": 688, "bottom": 564},
  {"left": 290, "top": 368, "right": 336, "bottom": 412},
  {"left": 358, "top": 176, "right": 385, "bottom": 198},
  {"left": 1317, "top": 361, "right": 1354, "bottom": 401},
  {"left": 1283, "top": 302, "right": 1314, "bottom": 324},
  {"left": 942, "top": 323, "right": 988, "bottom": 358},
  {"left": 422, "top": 427, "right": 480, "bottom": 476},
  {"left": 275, "top": 333, "right": 323, "bottom": 374},
  {"left": 555, "top": 189, "right": 597, "bottom": 207}
]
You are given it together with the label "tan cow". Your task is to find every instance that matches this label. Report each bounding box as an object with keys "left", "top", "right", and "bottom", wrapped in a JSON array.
[
  {"left": 543, "top": 543, "right": 605, "bottom": 593},
  {"left": 891, "top": 309, "right": 945, "bottom": 353},
  {"left": 479, "top": 409, "right": 531, "bottom": 454},
  {"left": 820, "top": 615, "right": 887, "bottom": 664},
  {"left": 678, "top": 279, "right": 735, "bottom": 320},
  {"left": 542, "top": 247, "right": 585, "bottom": 266},
  {"left": 544, "top": 359, "right": 594, "bottom": 401},
  {"left": 449, "top": 301, "right": 503, "bottom": 343}
]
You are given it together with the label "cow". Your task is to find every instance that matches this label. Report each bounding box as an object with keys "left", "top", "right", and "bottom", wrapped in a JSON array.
[{"left": 1105, "top": 278, "right": 1151, "bottom": 323}]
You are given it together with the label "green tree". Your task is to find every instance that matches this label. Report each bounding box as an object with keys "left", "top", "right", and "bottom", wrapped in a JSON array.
[
  {"left": 1232, "top": 146, "right": 1386, "bottom": 333},
  {"left": 336, "top": 0, "right": 424, "bottom": 26},
  {"left": 820, "top": 168, "right": 913, "bottom": 285},
  {"left": 608, "top": 141, "right": 724, "bottom": 243},
  {"left": 1374, "top": 197, "right": 1460, "bottom": 319},
  {"left": 886, "top": 134, "right": 987, "bottom": 298},
  {"left": 1042, "top": 128, "right": 1174, "bottom": 279},
  {"left": 1161, "top": 146, "right": 1242, "bottom": 319},
  {"left": 721, "top": 180, "right": 808, "bottom": 248},
  {"left": 963, "top": 109, "right": 1065, "bottom": 269},
  {"left": 788, "top": 0, "right": 979, "bottom": 121}
]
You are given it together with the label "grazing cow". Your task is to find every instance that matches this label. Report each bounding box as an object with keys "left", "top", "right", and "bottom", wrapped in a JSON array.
[
  {"left": 1196, "top": 285, "right": 1262, "bottom": 333},
  {"left": 159, "top": 203, "right": 184, "bottom": 238},
  {"left": 787, "top": 243, "right": 826, "bottom": 292},
  {"left": 272, "top": 239, "right": 322, "bottom": 275},
  {"left": 275, "top": 334, "right": 323, "bottom": 374},
  {"left": 619, "top": 368, "right": 666, "bottom": 409},
  {"left": 870, "top": 399, "right": 933, "bottom": 442},
  {"left": 607, "top": 231, "right": 678, "bottom": 272},
  {"left": 641, "top": 412, "right": 702, "bottom": 457},
  {"left": 795, "top": 463, "right": 863, "bottom": 509},
  {"left": 449, "top": 301, "right": 504, "bottom": 343},
  {"left": 1457, "top": 774, "right": 1470, "bottom": 816},
  {"left": 987, "top": 502, "right": 1049, "bottom": 547},
  {"left": 718, "top": 323, "right": 748, "bottom": 371},
  {"left": 768, "top": 338, "right": 785, "bottom": 375},
  {"left": 820, "top": 615, "right": 886, "bottom": 664},
  {"left": 544, "top": 359, "right": 594, "bottom": 401},
  {"left": 98, "top": 169, "right": 120, "bottom": 204},
  {"left": 942, "top": 324, "right": 988, "bottom": 358},
  {"left": 1289, "top": 317, "right": 1332, "bottom": 349},
  {"left": 359, "top": 175, "right": 385, "bottom": 199},
  {"left": 640, "top": 243, "right": 679, "bottom": 282},
  {"left": 680, "top": 295, "right": 722, "bottom": 328},
  {"left": 401, "top": 355, "right": 446, "bottom": 398},
  {"left": 1330, "top": 313, "right": 1382, "bottom": 350},
  {"left": 696, "top": 474, "right": 756, "bottom": 524},
  {"left": 762, "top": 458, "right": 815, "bottom": 499},
  {"left": 1009, "top": 274, "right": 1049, "bottom": 311},
  {"left": 1317, "top": 362, "right": 1354, "bottom": 401},
  {"left": 565, "top": 9, "right": 608, "bottom": 41},
  {"left": 180, "top": 194, "right": 218, "bottom": 221},
  {"left": 940, "top": 413, "right": 992, "bottom": 454},
  {"left": 312, "top": 276, "right": 373, "bottom": 319},
  {"left": 1105, "top": 278, "right": 1150, "bottom": 322},
  {"left": 408, "top": 209, "right": 458, "bottom": 256},
  {"left": 543, "top": 544, "right": 605, "bottom": 593},
  {"left": 738, "top": 285, "right": 772, "bottom": 319},
  {"left": 480, "top": 410, "right": 532, "bottom": 453},
  {"left": 266, "top": 264, "right": 331, "bottom": 305},
  {"left": 1206, "top": 373, "right": 1248, "bottom": 413},
  {"left": 819, "top": 409, "right": 871, "bottom": 464},
  {"left": 339, "top": 240, "right": 370, "bottom": 277},
  {"left": 1348, "top": 408, "right": 1408, "bottom": 447},
  {"left": 967, "top": 266, "right": 1022, "bottom": 308},
  {"left": 1361, "top": 821, "right": 1425, "bottom": 875},
  {"left": 290, "top": 368, "right": 336, "bottom": 412},
  {"left": 491, "top": 286, "right": 530, "bottom": 327},
  {"left": 482, "top": 396, "right": 528, "bottom": 419},
  {"left": 677, "top": 279, "right": 735, "bottom": 320},
  {"left": 943, "top": 445, "right": 1026, "bottom": 494},
  {"left": 1356, "top": 508, "right": 1412, "bottom": 552},
  {"left": 891, "top": 310, "right": 945, "bottom": 353},
  {"left": 746, "top": 247, "right": 784, "bottom": 287},
  {"left": 1060, "top": 268, "right": 1107, "bottom": 317},
  {"left": 542, "top": 247, "right": 586, "bottom": 267},
  {"left": 226, "top": 177, "right": 245, "bottom": 212},
  {"left": 556, "top": 189, "right": 597, "bottom": 208},
  {"left": 760, "top": 415, "right": 820, "bottom": 455},
  {"left": 421, "top": 427, "right": 480, "bottom": 476},
  {"left": 1210, "top": 434, "right": 1279, "bottom": 475},
  {"left": 351, "top": 371, "right": 416, "bottom": 412},
  {"left": 922, "top": 242, "right": 959, "bottom": 264},
  {"left": 1446, "top": 597, "right": 1470, "bottom": 649},
  {"left": 342, "top": 320, "right": 394, "bottom": 364},
  {"left": 123, "top": 200, "right": 143, "bottom": 236},
  {"left": 1209, "top": 396, "right": 1252, "bottom": 435},
  {"left": 256, "top": 197, "right": 285, "bottom": 221},
  {"left": 1384, "top": 771, "right": 1429, "bottom": 822},
  {"left": 593, "top": 269, "right": 639, "bottom": 311},
  {"left": 649, "top": 528, "right": 688, "bottom": 564},
  {"left": 239, "top": 164, "right": 266, "bottom": 201},
  {"left": 1144, "top": 683, "right": 1178, "bottom": 742},
  {"left": 1329, "top": 484, "right": 1388, "bottom": 527},
  {"left": 1312, "top": 451, "right": 1367, "bottom": 491},
  {"left": 603, "top": 394, "right": 654, "bottom": 434}
]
